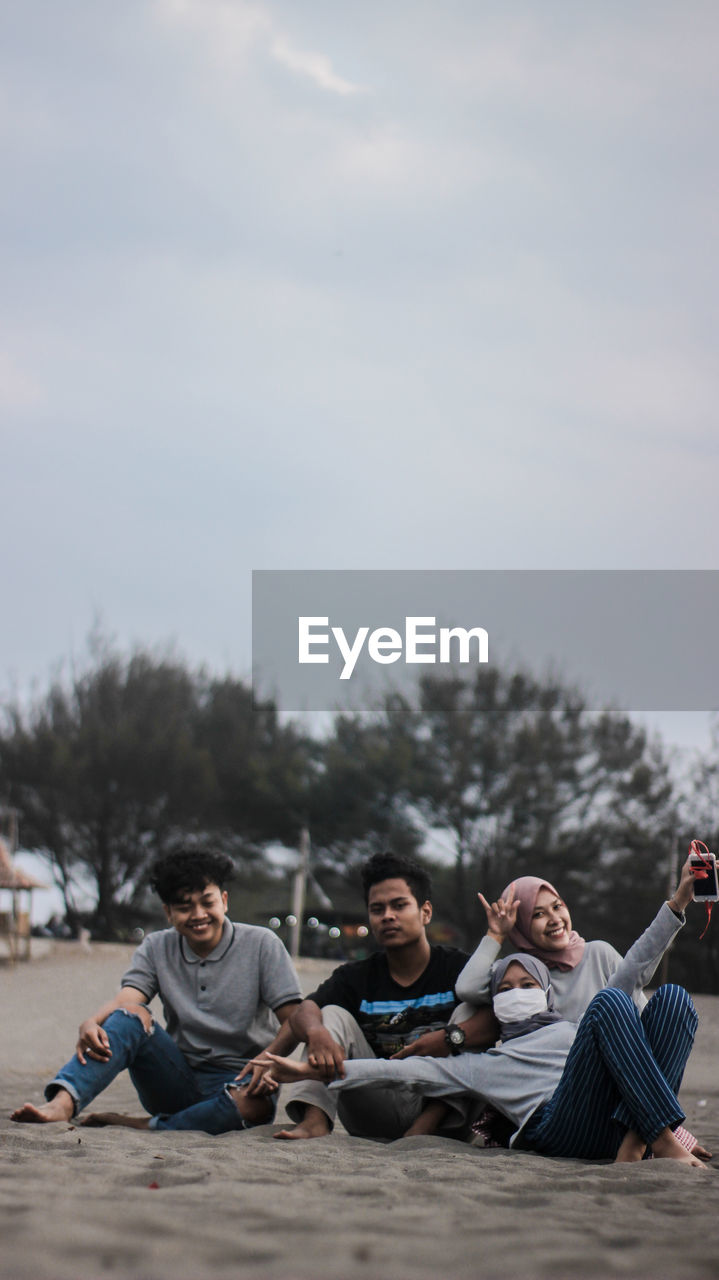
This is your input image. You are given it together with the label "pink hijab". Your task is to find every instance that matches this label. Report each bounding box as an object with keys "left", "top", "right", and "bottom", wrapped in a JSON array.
[{"left": 503, "top": 876, "right": 586, "bottom": 971}]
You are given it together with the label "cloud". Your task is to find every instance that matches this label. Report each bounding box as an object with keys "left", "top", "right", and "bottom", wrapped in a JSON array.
[
  {"left": 155, "top": 0, "right": 270, "bottom": 65},
  {"left": 4, "top": 0, "right": 719, "bottom": 699},
  {"left": 155, "top": 0, "right": 360, "bottom": 95},
  {"left": 0, "top": 351, "right": 42, "bottom": 411},
  {"left": 269, "top": 36, "right": 360, "bottom": 95},
  {"left": 416, "top": 7, "right": 719, "bottom": 123}
]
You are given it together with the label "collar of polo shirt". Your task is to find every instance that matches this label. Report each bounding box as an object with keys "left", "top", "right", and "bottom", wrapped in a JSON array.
[{"left": 180, "top": 916, "right": 235, "bottom": 963}]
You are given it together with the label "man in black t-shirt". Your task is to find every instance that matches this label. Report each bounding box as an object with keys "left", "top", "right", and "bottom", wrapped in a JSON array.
[{"left": 273, "top": 852, "right": 498, "bottom": 1141}]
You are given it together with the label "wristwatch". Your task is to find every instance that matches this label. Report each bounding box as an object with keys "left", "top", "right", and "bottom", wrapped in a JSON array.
[{"left": 444, "top": 1025, "right": 466, "bottom": 1055}]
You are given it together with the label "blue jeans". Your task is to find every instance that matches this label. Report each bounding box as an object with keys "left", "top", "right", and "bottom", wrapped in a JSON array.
[
  {"left": 522, "top": 984, "right": 697, "bottom": 1158},
  {"left": 46, "top": 1008, "right": 272, "bottom": 1134}
]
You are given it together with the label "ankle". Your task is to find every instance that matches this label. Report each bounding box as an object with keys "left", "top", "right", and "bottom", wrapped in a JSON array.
[
  {"left": 47, "top": 1088, "right": 76, "bottom": 1119},
  {"left": 302, "top": 1105, "right": 332, "bottom": 1133}
]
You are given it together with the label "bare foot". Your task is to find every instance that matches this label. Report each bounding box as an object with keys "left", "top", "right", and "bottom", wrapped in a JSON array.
[
  {"left": 274, "top": 1104, "right": 332, "bottom": 1140},
  {"left": 615, "top": 1129, "right": 647, "bottom": 1162},
  {"left": 11, "top": 1090, "right": 75, "bottom": 1124},
  {"left": 651, "top": 1126, "right": 708, "bottom": 1167},
  {"left": 81, "top": 1112, "right": 150, "bottom": 1129}
]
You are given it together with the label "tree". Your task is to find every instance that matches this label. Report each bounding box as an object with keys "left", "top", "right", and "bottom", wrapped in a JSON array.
[
  {"left": 0, "top": 640, "right": 316, "bottom": 937},
  {"left": 316, "top": 669, "right": 679, "bottom": 953},
  {"left": 0, "top": 638, "right": 691, "bottom": 977},
  {"left": 0, "top": 646, "right": 213, "bottom": 934},
  {"left": 307, "top": 694, "right": 424, "bottom": 878},
  {"left": 196, "top": 676, "right": 318, "bottom": 852},
  {"left": 675, "top": 716, "right": 719, "bottom": 991}
]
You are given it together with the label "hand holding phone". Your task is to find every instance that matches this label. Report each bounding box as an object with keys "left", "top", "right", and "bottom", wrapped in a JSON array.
[{"left": 690, "top": 849, "right": 719, "bottom": 902}]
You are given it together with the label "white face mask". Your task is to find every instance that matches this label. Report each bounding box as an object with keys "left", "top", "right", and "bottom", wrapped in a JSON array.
[{"left": 493, "top": 987, "right": 548, "bottom": 1023}]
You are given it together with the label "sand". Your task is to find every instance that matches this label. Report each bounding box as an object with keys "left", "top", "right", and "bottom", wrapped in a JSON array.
[{"left": 1, "top": 941, "right": 717, "bottom": 1280}]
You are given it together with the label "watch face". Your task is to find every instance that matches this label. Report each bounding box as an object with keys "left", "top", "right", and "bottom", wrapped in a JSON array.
[{"left": 449, "top": 1027, "right": 465, "bottom": 1045}]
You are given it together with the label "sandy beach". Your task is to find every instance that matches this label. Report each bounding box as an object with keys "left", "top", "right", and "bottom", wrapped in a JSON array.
[{"left": 1, "top": 941, "right": 717, "bottom": 1280}]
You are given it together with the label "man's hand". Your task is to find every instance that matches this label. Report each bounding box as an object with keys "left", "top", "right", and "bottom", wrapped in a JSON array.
[
  {"left": 243, "top": 1054, "right": 280, "bottom": 1096},
  {"left": 306, "top": 1027, "right": 346, "bottom": 1079},
  {"left": 76, "top": 1019, "right": 112, "bottom": 1065},
  {"left": 478, "top": 883, "right": 518, "bottom": 944},
  {"left": 390, "top": 1028, "right": 449, "bottom": 1060},
  {"left": 76, "top": 1003, "right": 152, "bottom": 1064}
]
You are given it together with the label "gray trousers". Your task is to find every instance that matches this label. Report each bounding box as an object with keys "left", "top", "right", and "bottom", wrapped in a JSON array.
[{"left": 283, "top": 1004, "right": 476, "bottom": 1140}]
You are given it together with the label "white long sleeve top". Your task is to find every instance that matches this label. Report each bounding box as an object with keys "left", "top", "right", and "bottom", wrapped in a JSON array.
[{"left": 454, "top": 901, "right": 684, "bottom": 1023}]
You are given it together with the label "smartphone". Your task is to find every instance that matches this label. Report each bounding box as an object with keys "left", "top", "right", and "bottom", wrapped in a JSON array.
[{"left": 690, "top": 852, "right": 719, "bottom": 901}]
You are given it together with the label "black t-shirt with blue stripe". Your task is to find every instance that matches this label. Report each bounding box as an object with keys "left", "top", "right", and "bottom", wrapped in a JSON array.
[{"left": 308, "top": 945, "right": 469, "bottom": 1058}]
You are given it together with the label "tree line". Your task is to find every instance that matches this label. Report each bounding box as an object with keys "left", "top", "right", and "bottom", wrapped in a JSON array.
[{"left": 1, "top": 636, "right": 717, "bottom": 991}]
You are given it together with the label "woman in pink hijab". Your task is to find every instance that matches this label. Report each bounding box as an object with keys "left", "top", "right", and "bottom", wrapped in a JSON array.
[
  {"left": 500, "top": 876, "right": 586, "bottom": 971},
  {"left": 455, "top": 852, "right": 711, "bottom": 1160}
]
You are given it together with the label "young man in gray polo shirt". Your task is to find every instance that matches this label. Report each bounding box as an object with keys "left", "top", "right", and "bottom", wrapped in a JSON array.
[{"left": 11, "top": 850, "right": 302, "bottom": 1133}]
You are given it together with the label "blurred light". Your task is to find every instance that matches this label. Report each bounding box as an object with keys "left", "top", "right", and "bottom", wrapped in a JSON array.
[
  {"left": 286, "top": 914, "right": 298, "bottom": 927},
  {"left": 307, "top": 917, "right": 319, "bottom": 928},
  {"left": 357, "top": 925, "right": 369, "bottom": 938},
  {"left": 329, "top": 926, "right": 341, "bottom": 939},
  {"left": 269, "top": 917, "right": 281, "bottom": 929}
]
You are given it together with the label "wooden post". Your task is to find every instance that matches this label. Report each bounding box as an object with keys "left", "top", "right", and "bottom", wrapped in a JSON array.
[{"left": 289, "top": 827, "right": 310, "bottom": 962}]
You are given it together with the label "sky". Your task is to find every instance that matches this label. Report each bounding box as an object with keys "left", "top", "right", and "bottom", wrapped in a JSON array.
[{"left": 2, "top": 1, "right": 718, "bottom": 760}]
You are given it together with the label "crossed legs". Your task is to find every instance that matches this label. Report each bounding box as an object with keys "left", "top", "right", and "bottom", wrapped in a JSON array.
[{"left": 523, "top": 985, "right": 703, "bottom": 1165}]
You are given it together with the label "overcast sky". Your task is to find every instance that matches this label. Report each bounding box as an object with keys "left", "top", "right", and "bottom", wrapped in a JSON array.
[{"left": 2, "top": 1, "right": 718, "bottom": 751}]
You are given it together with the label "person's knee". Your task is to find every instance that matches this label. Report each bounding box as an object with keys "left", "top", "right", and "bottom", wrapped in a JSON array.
[
  {"left": 648, "top": 984, "right": 697, "bottom": 1031},
  {"left": 104, "top": 1006, "right": 154, "bottom": 1040},
  {"left": 320, "top": 1005, "right": 360, "bottom": 1045},
  {"left": 588, "top": 986, "right": 634, "bottom": 1024},
  {"left": 229, "top": 1080, "right": 274, "bottom": 1127},
  {"left": 651, "top": 982, "right": 692, "bottom": 1009}
]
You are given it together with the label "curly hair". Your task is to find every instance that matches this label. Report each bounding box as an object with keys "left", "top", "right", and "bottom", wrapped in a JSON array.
[
  {"left": 149, "top": 850, "right": 236, "bottom": 904},
  {"left": 360, "top": 851, "right": 432, "bottom": 907}
]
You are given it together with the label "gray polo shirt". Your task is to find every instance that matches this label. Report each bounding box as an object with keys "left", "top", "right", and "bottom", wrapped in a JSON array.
[{"left": 121, "top": 919, "right": 302, "bottom": 1072}]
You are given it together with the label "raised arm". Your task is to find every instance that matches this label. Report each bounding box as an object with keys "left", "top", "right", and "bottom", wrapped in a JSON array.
[
  {"left": 455, "top": 884, "right": 519, "bottom": 1004},
  {"left": 606, "top": 852, "right": 695, "bottom": 997},
  {"left": 667, "top": 850, "right": 699, "bottom": 917}
]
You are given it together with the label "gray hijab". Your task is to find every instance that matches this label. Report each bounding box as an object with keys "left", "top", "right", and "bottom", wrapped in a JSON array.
[{"left": 490, "top": 953, "right": 564, "bottom": 1042}]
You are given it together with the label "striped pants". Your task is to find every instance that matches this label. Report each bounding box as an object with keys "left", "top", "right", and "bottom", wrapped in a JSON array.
[{"left": 521, "top": 984, "right": 697, "bottom": 1158}]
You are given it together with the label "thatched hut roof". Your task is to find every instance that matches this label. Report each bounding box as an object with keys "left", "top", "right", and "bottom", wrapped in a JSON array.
[{"left": 0, "top": 837, "right": 46, "bottom": 890}]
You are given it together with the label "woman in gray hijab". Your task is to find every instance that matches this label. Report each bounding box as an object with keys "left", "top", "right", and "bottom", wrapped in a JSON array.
[{"left": 261, "top": 956, "right": 704, "bottom": 1166}]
